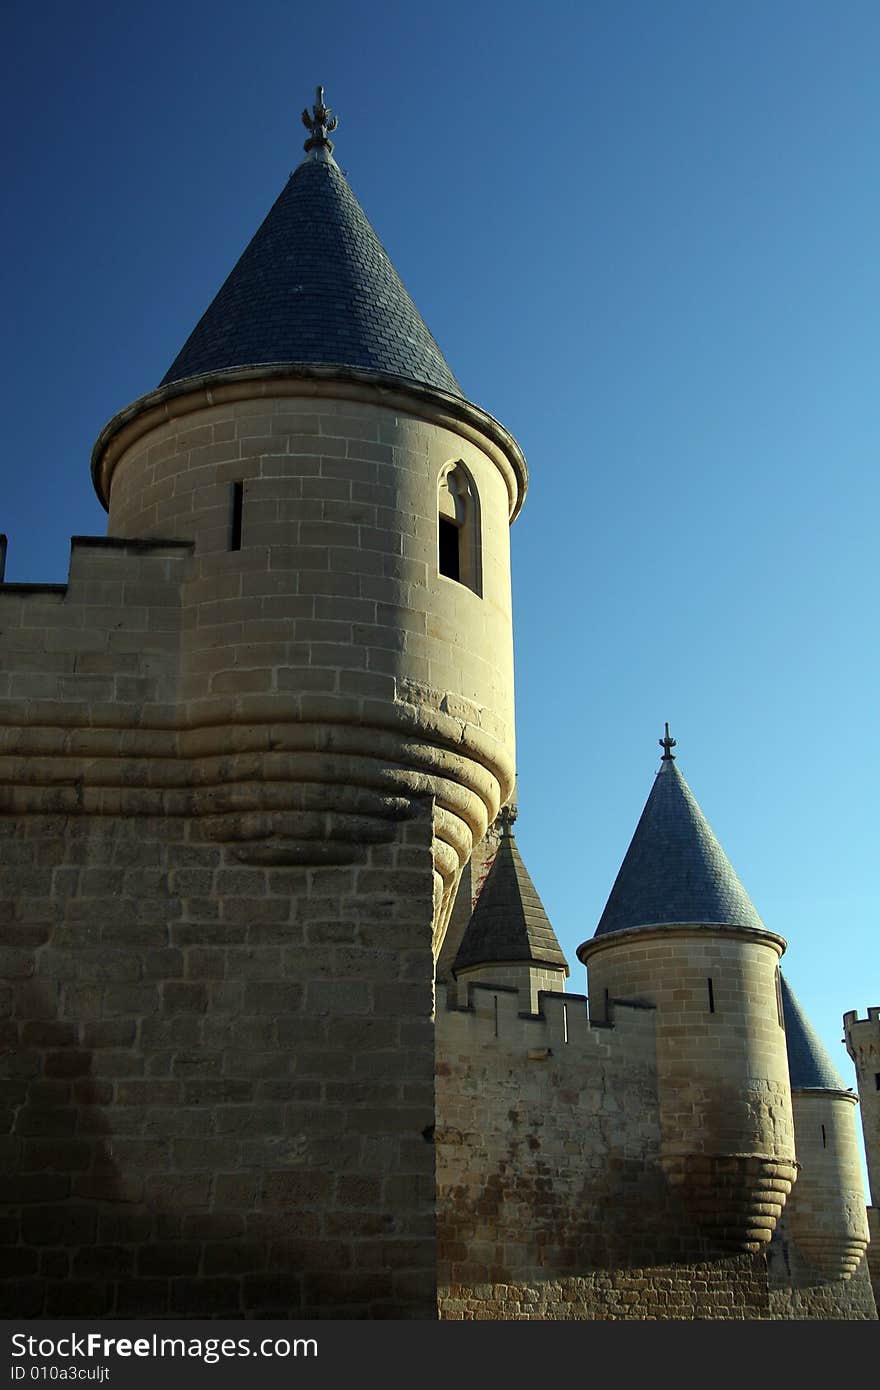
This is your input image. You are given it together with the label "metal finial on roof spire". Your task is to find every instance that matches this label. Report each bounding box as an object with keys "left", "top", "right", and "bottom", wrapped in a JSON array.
[
  {"left": 302, "top": 85, "right": 338, "bottom": 154},
  {"left": 659, "top": 722, "right": 677, "bottom": 760}
]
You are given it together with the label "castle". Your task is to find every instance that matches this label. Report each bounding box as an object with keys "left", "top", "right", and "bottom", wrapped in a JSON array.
[{"left": 0, "top": 91, "right": 876, "bottom": 1320}]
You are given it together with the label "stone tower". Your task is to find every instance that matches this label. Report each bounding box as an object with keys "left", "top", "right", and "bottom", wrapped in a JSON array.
[
  {"left": 779, "top": 977, "right": 869, "bottom": 1280},
  {"left": 843, "top": 1005, "right": 880, "bottom": 1304},
  {"left": 0, "top": 90, "right": 526, "bottom": 1319},
  {"left": 577, "top": 737, "right": 797, "bottom": 1253},
  {"left": 92, "top": 89, "right": 526, "bottom": 946}
]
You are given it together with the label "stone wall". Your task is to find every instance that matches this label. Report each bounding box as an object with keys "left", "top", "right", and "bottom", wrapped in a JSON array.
[
  {"left": 435, "top": 981, "right": 877, "bottom": 1319},
  {"left": 1, "top": 804, "right": 437, "bottom": 1318},
  {"left": 0, "top": 533, "right": 441, "bottom": 1317}
]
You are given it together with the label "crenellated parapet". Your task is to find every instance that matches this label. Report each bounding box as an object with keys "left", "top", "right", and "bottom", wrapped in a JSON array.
[
  {"left": 437, "top": 978, "right": 655, "bottom": 1057},
  {"left": 435, "top": 977, "right": 666, "bottom": 1291},
  {"left": 0, "top": 535, "right": 191, "bottom": 820}
]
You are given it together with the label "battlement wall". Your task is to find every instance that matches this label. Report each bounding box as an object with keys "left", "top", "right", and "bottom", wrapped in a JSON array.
[
  {"left": 0, "top": 536, "right": 192, "bottom": 821},
  {"left": 435, "top": 977, "right": 877, "bottom": 1319},
  {"left": 436, "top": 977, "right": 672, "bottom": 1295},
  {"left": 0, "top": 534, "right": 192, "bottom": 710},
  {"left": 438, "top": 979, "right": 653, "bottom": 1060},
  {"left": 844, "top": 1007, "right": 880, "bottom": 1054}
]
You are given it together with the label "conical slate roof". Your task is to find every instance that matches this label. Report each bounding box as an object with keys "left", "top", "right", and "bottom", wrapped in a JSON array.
[
  {"left": 160, "top": 150, "right": 462, "bottom": 396},
  {"left": 781, "top": 974, "right": 849, "bottom": 1091},
  {"left": 594, "top": 756, "right": 765, "bottom": 938},
  {"left": 453, "top": 826, "right": 569, "bottom": 975}
]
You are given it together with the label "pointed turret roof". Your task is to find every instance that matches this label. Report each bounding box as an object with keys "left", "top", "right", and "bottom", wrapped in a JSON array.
[
  {"left": 780, "top": 975, "right": 849, "bottom": 1091},
  {"left": 453, "top": 817, "right": 569, "bottom": 975},
  {"left": 160, "top": 93, "right": 462, "bottom": 396},
  {"left": 593, "top": 737, "right": 765, "bottom": 938}
]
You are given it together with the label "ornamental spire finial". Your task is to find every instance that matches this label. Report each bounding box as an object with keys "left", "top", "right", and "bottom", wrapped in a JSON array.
[
  {"left": 659, "top": 722, "right": 677, "bottom": 761},
  {"left": 302, "top": 85, "right": 338, "bottom": 154}
]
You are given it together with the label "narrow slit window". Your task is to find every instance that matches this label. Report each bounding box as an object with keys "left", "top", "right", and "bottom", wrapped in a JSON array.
[
  {"left": 230, "top": 481, "right": 244, "bottom": 551},
  {"left": 438, "top": 462, "right": 481, "bottom": 595},
  {"left": 707, "top": 977, "right": 715, "bottom": 1013},
  {"left": 775, "top": 969, "right": 785, "bottom": 1027},
  {"left": 821, "top": 1124, "right": 827, "bottom": 1148},
  {"left": 875, "top": 1072, "right": 880, "bottom": 1091}
]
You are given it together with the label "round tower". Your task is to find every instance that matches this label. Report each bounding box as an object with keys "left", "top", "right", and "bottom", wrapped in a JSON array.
[
  {"left": 781, "top": 977, "right": 869, "bottom": 1279},
  {"left": 89, "top": 91, "right": 526, "bottom": 952},
  {"left": 577, "top": 730, "right": 797, "bottom": 1253},
  {"left": 843, "top": 1005, "right": 880, "bottom": 1302}
]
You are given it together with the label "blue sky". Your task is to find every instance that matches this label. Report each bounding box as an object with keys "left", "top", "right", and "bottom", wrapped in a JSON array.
[{"left": 3, "top": 2, "right": 878, "bottom": 1140}]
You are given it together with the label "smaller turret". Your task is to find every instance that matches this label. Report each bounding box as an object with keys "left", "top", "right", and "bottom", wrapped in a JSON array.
[
  {"left": 578, "top": 729, "right": 797, "bottom": 1253},
  {"left": 451, "top": 806, "right": 568, "bottom": 1012},
  {"left": 781, "top": 977, "right": 869, "bottom": 1280},
  {"left": 843, "top": 1006, "right": 880, "bottom": 1304}
]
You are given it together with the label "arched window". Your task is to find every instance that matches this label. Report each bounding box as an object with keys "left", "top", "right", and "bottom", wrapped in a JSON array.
[{"left": 438, "top": 463, "right": 481, "bottom": 595}]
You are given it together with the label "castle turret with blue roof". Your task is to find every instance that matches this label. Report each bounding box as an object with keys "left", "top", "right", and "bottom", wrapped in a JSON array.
[
  {"left": 780, "top": 976, "right": 870, "bottom": 1280},
  {"left": 593, "top": 731, "right": 765, "bottom": 939},
  {"left": 578, "top": 727, "right": 798, "bottom": 1253},
  {"left": 83, "top": 88, "right": 532, "bottom": 1317},
  {"left": 160, "top": 108, "right": 463, "bottom": 396},
  {"left": 91, "top": 87, "right": 528, "bottom": 954},
  {"left": 451, "top": 806, "right": 568, "bottom": 1012}
]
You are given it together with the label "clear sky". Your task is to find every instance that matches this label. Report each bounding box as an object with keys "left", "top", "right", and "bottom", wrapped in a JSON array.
[{"left": 3, "top": 2, "right": 877, "bottom": 1142}]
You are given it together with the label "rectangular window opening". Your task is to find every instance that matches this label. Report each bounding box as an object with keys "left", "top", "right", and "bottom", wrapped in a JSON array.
[
  {"left": 875, "top": 1072, "right": 880, "bottom": 1091},
  {"left": 821, "top": 1124, "right": 827, "bottom": 1148},
  {"left": 438, "top": 517, "right": 461, "bottom": 582},
  {"left": 707, "top": 977, "right": 715, "bottom": 1014},
  {"left": 230, "top": 481, "right": 244, "bottom": 551}
]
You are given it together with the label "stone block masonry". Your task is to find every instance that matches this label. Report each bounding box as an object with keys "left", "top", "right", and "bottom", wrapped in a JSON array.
[
  {"left": 0, "top": 528, "right": 440, "bottom": 1315},
  {"left": 0, "top": 359, "right": 530, "bottom": 1319},
  {"left": 0, "top": 804, "right": 437, "bottom": 1317},
  {"left": 435, "top": 981, "right": 877, "bottom": 1319},
  {"left": 91, "top": 376, "right": 526, "bottom": 949}
]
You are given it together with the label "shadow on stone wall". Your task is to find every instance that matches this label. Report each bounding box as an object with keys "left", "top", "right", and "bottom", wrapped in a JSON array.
[{"left": 2, "top": 976, "right": 125, "bottom": 1316}]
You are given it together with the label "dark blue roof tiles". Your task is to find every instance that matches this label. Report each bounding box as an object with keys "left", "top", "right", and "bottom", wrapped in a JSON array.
[
  {"left": 453, "top": 828, "right": 569, "bottom": 975},
  {"left": 594, "top": 758, "right": 766, "bottom": 938},
  {"left": 160, "top": 154, "right": 463, "bottom": 396},
  {"left": 781, "top": 975, "right": 849, "bottom": 1091}
]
